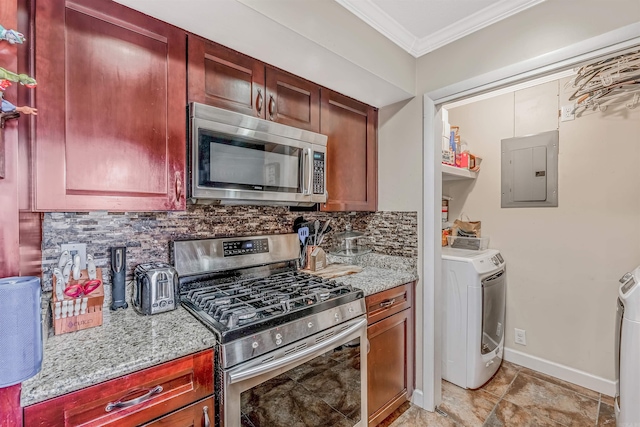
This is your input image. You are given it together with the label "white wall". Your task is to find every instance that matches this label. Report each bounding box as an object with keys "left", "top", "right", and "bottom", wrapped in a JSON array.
[
  {"left": 446, "top": 80, "right": 640, "bottom": 380},
  {"left": 377, "top": 0, "right": 640, "bottom": 394}
]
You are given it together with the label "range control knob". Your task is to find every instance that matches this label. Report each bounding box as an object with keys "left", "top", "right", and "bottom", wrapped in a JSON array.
[
  {"left": 334, "top": 313, "right": 340, "bottom": 322},
  {"left": 307, "top": 322, "right": 314, "bottom": 328},
  {"left": 252, "top": 341, "right": 259, "bottom": 349},
  {"left": 275, "top": 333, "right": 282, "bottom": 340},
  {"left": 276, "top": 339, "right": 283, "bottom": 346}
]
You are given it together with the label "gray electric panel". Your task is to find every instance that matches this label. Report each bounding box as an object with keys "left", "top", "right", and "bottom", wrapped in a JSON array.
[{"left": 501, "top": 130, "right": 558, "bottom": 208}]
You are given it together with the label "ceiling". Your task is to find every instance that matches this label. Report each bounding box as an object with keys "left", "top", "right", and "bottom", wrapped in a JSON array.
[{"left": 335, "top": 0, "right": 546, "bottom": 57}]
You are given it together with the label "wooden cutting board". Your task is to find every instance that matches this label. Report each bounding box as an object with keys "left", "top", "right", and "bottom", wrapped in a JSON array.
[{"left": 305, "top": 264, "right": 363, "bottom": 279}]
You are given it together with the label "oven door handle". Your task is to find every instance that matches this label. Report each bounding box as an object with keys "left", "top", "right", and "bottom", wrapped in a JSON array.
[{"left": 227, "top": 317, "right": 367, "bottom": 385}]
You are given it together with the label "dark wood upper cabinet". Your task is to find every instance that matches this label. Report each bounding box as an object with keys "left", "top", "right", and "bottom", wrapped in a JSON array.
[
  {"left": 265, "top": 66, "right": 320, "bottom": 132},
  {"left": 187, "top": 38, "right": 320, "bottom": 132},
  {"left": 34, "top": 0, "right": 186, "bottom": 211},
  {"left": 320, "top": 89, "right": 378, "bottom": 211},
  {"left": 188, "top": 35, "right": 265, "bottom": 118}
]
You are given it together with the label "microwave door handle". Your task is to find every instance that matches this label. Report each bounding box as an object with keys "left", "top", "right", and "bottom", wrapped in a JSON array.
[{"left": 303, "top": 148, "right": 312, "bottom": 195}]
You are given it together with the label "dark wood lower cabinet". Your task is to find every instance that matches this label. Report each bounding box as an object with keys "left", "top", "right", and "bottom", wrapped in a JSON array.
[
  {"left": 23, "top": 349, "right": 213, "bottom": 427},
  {"left": 366, "top": 283, "right": 415, "bottom": 427}
]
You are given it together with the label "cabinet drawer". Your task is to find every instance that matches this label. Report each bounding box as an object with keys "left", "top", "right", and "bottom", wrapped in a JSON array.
[
  {"left": 365, "top": 282, "right": 414, "bottom": 325},
  {"left": 23, "top": 349, "right": 213, "bottom": 427},
  {"left": 142, "top": 396, "right": 214, "bottom": 426}
]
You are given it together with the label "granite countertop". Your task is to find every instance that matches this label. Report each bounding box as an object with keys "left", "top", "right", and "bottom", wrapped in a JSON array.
[
  {"left": 333, "top": 266, "right": 418, "bottom": 296},
  {"left": 21, "top": 253, "right": 416, "bottom": 407},
  {"left": 20, "top": 306, "right": 216, "bottom": 407},
  {"left": 327, "top": 252, "right": 419, "bottom": 296}
]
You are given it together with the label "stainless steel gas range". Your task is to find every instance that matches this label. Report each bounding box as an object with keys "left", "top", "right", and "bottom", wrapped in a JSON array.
[{"left": 173, "top": 233, "right": 367, "bottom": 427}]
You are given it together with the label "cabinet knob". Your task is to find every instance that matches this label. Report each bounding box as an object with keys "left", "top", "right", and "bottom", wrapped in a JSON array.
[
  {"left": 256, "top": 89, "right": 263, "bottom": 115},
  {"left": 268, "top": 95, "right": 276, "bottom": 120}
]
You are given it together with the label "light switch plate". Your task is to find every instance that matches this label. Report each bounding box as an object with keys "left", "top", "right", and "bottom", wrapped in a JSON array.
[
  {"left": 515, "top": 328, "right": 527, "bottom": 346},
  {"left": 61, "top": 243, "right": 87, "bottom": 270}
]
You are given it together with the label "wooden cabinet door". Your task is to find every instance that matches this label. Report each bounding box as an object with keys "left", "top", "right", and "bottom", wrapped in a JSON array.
[
  {"left": 142, "top": 397, "right": 214, "bottom": 426},
  {"left": 367, "top": 309, "right": 412, "bottom": 426},
  {"left": 265, "top": 67, "right": 320, "bottom": 132},
  {"left": 188, "top": 35, "right": 266, "bottom": 118},
  {"left": 34, "top": 0, "right": 186, "bottom": 211},
  {"left": 320, "top": 89, "right": 377, "bottom": 211}
]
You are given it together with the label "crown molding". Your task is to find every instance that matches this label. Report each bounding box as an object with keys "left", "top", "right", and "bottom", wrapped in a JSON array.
[
  {"left": 336, "top": 0, "right": 546, "bottom": 58},
  {"left": 413, "top": 0, "right": 546, "bottom": 56},
  {"left": 334, "top": 0, "right": 417, "bottom": 53}
]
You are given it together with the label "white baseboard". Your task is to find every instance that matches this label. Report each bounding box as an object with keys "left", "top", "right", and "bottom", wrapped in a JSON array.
[
  {"left": 411, "top": 389, "right": 424, "bottom": 408},
  {"left": 503, "top": 347, "right": 616, "bottom": 397}
]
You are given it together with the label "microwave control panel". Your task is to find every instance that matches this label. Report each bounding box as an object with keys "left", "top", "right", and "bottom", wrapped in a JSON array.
[{"left": 313, "top": 152, "right": 325, "bottom": 195}]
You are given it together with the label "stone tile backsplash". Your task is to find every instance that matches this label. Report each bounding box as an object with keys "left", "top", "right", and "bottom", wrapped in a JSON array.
[{"left": 41, "top": 205, "right": 417, "bottom": 291}]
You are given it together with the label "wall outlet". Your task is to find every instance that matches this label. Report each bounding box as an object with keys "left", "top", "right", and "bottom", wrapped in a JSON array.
[
  {"left": 560, "top": 104, "right": 575, "bottom": 122},
  {"left": 515, "top": 328, "right": 527, "bottom": 346},
  {"left": 61, "top": 243, "right": 87, "bottom": 270}
]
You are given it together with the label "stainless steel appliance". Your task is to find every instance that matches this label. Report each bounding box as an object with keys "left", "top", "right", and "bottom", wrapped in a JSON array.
[
  {"left": 174, "top": 233, "right": 367, "bottom": 427},
  {"left": 188, "top": 102, "right": 327, "bottom": 206},
  {"left": 133, "top": 262, "right": 179, "bottom": 315}
]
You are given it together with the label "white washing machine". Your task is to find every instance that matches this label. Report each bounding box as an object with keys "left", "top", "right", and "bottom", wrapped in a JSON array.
[
  {"left": 442, "top": 247, "right": 506, "bottom": 389},
  {"left": 615, "top": 266, "right": 640, "bottom": 425}
]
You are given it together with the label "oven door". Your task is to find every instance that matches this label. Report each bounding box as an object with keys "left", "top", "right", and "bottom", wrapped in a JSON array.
[
  {"left": 190, "top": 117, "right": 318, "bottom": 206},
  {"left": 222, "top": 317, "right": 368, "bottom": 427}
]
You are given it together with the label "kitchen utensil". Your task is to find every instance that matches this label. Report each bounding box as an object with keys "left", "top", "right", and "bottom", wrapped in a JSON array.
[
  {"left": 297, "top": 227, "right": 309, "bottom": 244},
  {"left": 72, "top": 254, "right": 81, "bottom": 280},
  {"left": 133, "top": 262, "right": 179, "bottom": 315},
  {"left": 62, "top": 259, "right": 72, "bottom": 285},
  {"left": 53, "top": 268, "right": 65, "bottom": 301},
  {"left": 57, "top": 250, "right": 70, "bottom": 270},
  {"left": 87, "top": 254, "right": 97, "bottom": 280},
  {"left": 313, "top": 220, "right": 320, "bottom": 245},
  {"left": 110, "top": 246, "right": 128, "bottom": 311},
  {"left": 317, "top": 220, "right": 331, "bottom": 245}
]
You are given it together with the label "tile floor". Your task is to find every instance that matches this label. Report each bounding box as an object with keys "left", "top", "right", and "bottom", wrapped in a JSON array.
[{"left": 381, "top": 361, "right": 615, "bottom": 427}]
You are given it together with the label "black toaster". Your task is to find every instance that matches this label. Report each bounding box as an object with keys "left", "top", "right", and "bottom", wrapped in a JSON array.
[{"left": 133, "top": 262, "right": 179, "bottom": 315}]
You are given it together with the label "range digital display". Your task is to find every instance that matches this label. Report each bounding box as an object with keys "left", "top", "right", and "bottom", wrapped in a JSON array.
[{"left": 223, "top": 239, "right": 269, "bottom": 257}]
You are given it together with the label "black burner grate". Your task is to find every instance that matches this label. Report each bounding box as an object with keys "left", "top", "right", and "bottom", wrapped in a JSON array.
[{"left": 183, "top": 271, "right": 355, "bottom": 329}]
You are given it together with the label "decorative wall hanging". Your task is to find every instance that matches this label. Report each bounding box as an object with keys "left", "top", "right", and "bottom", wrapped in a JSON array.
[{"left": 0, "top": 24, "right": 37, "bottom": 179}]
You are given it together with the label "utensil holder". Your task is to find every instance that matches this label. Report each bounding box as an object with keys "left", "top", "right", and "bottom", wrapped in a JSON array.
[{"left": 51, "top": 268, "right": 104, "bottom": 335}]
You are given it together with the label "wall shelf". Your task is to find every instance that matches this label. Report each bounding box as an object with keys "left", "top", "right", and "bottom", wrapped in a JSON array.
[{"left": 442, "top": 164, "right": 477, "bottom": 181}]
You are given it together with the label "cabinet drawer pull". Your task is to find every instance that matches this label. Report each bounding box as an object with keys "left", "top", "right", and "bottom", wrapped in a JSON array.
[
  {"left": 105, "top": 385, "right": 163, "bottom": 412},
  {"left": 256, "top": 89, "right": 263, "bottom": 115},
  {"left": 268, "top": 95, "right": 276, "bottom": 119},
  {"left": 203, "top": 405, "right": 211, "bottom": 427},
  {"left": 379, "top": 298, "right": 396, "bottom": 308}
]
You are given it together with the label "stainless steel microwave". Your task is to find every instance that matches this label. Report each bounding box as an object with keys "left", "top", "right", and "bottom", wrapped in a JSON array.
[{"left": 188, "top": 102, "right": 327, "bottom": 206}]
